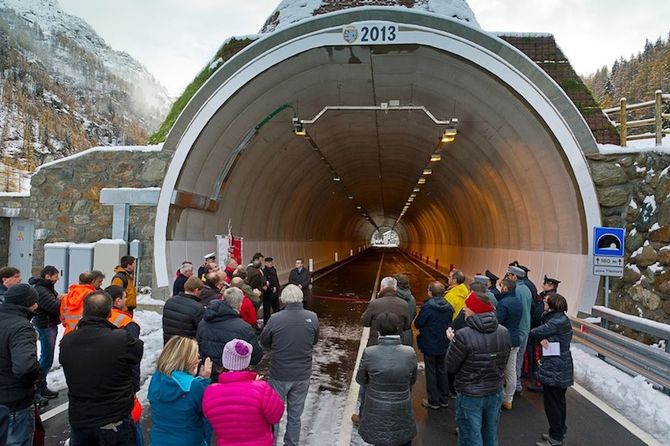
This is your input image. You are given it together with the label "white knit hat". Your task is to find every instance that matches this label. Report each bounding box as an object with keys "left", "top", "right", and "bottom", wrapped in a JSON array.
[{"left": 222, "top": 339, "right": 252, "bottom": 371}]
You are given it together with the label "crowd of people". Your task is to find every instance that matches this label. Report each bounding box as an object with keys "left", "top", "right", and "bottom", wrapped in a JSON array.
[
  {"left": 0, "top": 251, "right": 574, "bottom": 446},
  {"left": 351, "top": 262, "right": 573, "bottom": 446},
  {"left": 0, "top": 252, "right": 318, "bottom": 446}
]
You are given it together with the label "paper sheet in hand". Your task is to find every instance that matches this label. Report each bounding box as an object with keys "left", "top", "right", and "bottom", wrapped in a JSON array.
[{"left": 542, "top": 342, "right": 561, "bottom": 356}]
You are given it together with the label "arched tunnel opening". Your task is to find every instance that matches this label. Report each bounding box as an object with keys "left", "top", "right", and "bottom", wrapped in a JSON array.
[{"left": 154, "top": 11, "right": 601, "bottom": 314}]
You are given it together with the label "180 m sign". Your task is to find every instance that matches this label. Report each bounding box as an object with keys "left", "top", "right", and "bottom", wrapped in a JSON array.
[{"left": 342, "top": 24, "right": 398, "bottom": 44}]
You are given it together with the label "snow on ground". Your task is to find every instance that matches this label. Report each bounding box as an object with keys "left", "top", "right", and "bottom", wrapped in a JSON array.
[
  {"left": 572, "top": 345, "right": 670, "bottom": 444},
  {"left": 136, "top": 293, "right": 166, "bottom": 306},
  {"left": 599, "top": 135, "right": 670, "bottom": 154}
]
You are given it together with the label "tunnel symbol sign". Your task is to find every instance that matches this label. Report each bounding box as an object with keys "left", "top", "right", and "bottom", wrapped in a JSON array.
[{"left": 593, "top": 227, "right": 625, "bottom": 257}]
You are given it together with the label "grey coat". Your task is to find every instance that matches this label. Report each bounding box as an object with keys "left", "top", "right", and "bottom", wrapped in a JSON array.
[
  {"left": 356, "top": 336, "right": 417, "bottom": 446},
  {"left": 396, "top": 287, "right": 417, "bottom": 346}
]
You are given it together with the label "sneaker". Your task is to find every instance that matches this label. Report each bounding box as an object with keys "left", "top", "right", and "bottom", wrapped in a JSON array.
[
  {"left": 34, "top": 394, "right": 49, "bottom": 408},
  {"left": 501, "top": 401, "right": 512, "bottom": 410},
  {"left": 351, "top": 414, "right": 361, "bottom": 426},
  {"left": 421, "top": 399, "right": 440, "bottom": 409},
  {"left": 439, "top": 401, "right": 449, "bottom": 408},
  {"left": 41, "top": 388, "right": 59, "bottom": 399},
  {"left": 536, "top": 436, "right": 563, "bottom": 446}
]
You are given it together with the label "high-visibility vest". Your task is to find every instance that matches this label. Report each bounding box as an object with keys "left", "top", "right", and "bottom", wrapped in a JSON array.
[
  {"left": 109, "top": 308, "right": 134, "bottom": 329},
  {"left": 60, "top": 284, "right": 96, "bottom": 336}
]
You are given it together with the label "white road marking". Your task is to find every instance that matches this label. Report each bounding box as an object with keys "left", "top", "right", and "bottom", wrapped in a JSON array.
[
  {"left": 41, "top": 401, "right": 69, "bottom": 421},
  {"left": 338, "top": 251, "right": 384, "bottom": 446}
]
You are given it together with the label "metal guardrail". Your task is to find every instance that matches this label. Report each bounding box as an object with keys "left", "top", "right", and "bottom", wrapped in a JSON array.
[
  {"left": 570, "top": 317, "right": 670, "bottom": 392},
  {"left": 591, "top": 305, "right": 670, "bottom": 353}
]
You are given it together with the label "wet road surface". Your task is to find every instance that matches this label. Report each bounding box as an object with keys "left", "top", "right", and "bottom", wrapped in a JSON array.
[{"left": 41, "top": 248, "right": 646, "bottom": 445}]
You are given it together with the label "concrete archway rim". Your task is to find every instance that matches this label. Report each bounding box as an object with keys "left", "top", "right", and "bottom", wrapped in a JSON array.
[{"left": 154, "top": 8, "right": 601, "bottom": 311}]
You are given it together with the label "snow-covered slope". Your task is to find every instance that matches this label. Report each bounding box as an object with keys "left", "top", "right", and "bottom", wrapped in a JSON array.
[
  {"left": 0, "top": 0, "right": 170, "bottom": 172},
  {"left": 260, "top": 0, "right": 480, "bottom": 34}
]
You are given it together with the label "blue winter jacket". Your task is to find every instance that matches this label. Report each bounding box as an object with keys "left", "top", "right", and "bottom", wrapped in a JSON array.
[
  {"left": 496, "top": 291, "right": 523, "bottom": 347},
  {"left": 148, "top": 370, "right": 211, "bottom": 446},
  {"left": 414, "top": 296, "right": 454, "bottom": 355},
  {"left": 529, "top": 311, "right": 574, "bottom": 388}
]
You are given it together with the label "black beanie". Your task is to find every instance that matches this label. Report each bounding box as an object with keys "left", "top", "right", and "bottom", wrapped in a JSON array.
[{"left": 4, "top": 283, "right": 38, "bottom": 307}]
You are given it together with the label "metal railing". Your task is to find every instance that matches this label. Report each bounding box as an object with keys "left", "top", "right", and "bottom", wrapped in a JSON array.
[
  {"left": 602, "top": 90, "right": 670, "bottom": 147},
  {"left": 571, "top": 316, "right": 670, "bottom": 393}
]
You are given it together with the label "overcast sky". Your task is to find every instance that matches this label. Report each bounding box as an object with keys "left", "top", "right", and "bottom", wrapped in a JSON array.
[{"left": 59, "top": 0, "right": 670, "bottom": 97}]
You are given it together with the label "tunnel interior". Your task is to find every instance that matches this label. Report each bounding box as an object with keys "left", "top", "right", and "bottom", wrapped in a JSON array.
[{"left": 162, "top": 38, "right": 595, "bottom": 312}]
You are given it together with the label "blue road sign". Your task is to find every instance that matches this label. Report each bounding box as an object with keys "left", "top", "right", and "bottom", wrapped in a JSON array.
[{"left": 593, "top": 227, "right": 625, "bottom": 257}]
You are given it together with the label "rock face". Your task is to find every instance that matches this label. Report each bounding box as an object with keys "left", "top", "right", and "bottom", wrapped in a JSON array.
[{"left": 588, "top": 152, "right": 670, "bottom": 325}]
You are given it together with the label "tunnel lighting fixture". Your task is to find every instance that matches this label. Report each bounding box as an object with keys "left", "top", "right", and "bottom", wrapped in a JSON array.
[
  {"left": 413, "top": 188, "right": 420, "bottom": 192},
  {"left": 423, "top": 168, "right": 432, "bottom": 175},
  {"left": 332, "top": 176, "right": 341, "bottom": 182},
  {"left": 408, "top": 197, "right": 414, "bottom": 202},
  {"left": 292, "top": 117, "right": 306, "bottom": 137},
  {"left": 430, "top": 153, "right": 442, "bottom": 162},
  {"left": 441, "top": 118, "right": 459, "bottom": 143},
  {"left": 418, "top": 177, "right": 426, "bottom": 185},
  {"left": 348, "top": 195, "right": 354, "bottom": 200},
  {"left": 410, "top": 194, "right": 416, "bottom": 198},
  {"left": 356, "top": 205, "right": 362, "bottom": 210}
]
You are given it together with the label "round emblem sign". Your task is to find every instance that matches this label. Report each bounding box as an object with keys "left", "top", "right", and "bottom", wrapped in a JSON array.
[{"left": 342, "top": 25, "right": 358, "bottom": 44}]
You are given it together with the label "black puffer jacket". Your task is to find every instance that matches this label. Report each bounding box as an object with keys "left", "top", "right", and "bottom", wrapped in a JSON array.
[
  {"left": 529, "top": 310, "right": 574, "bottom": 388},
  {"left": 0, "top": 304, "right": 39, "bottom": 411},
  {"left": 29, "top": 276, "right": 61, "bottom": 328},
  {"left": 162, "top": 292, "right": 205, "bottom": 344},
  {"left": 356, "top": 336, "right": 417, "bottom": 446},
  {"left": 196, "top": 300, "right": 263, "bottom": 372},
  {"left": 446, "top": 312, "right": 511, "bottom": 397}
]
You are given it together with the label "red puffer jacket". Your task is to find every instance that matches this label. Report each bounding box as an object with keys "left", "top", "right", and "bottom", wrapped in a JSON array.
[{"left": 202, "top": 371, "right": 284, "bottom": 446}]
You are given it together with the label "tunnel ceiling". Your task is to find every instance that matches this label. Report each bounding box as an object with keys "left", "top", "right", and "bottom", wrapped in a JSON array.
[{"left": 169, "top": 42, "right": 586, "bottom": 255}]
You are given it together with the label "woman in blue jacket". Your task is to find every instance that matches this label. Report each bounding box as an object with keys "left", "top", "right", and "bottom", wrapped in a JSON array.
[
  {"left": 529, "top": 293, "right": 573, "bottom": 446},
  {"left": 148, "top": 336, "right": 212, "bottom": 446}
]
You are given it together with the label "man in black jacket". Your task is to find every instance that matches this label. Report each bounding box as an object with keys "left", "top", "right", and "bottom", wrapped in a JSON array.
[
  {"left": 288, "top": 258, "right": 311, "bottom": 309},
  {"left": 446, "top": 290, "right": 511, "bottom": 446},
  {"left": 196, "top": 287, "right": 263, "bottom": 382},
  {"left": 246, "top": 252, "right": 266, "bottom": 295},
  {"left": 162, "top": 276, "right": 205, "bottom": 345},
  {"left": 262, "top": 256, "right": 281, "bottom": 325},
  {"left": 0, "top": 283, "right": 39, "bottom": 445},
  {"left": 199, "top": 272, "right": 223, "bottom": 308},
  {"left": 60, "top": 290, "right": 143, "bottom": 446},
  {"left": 30, "top": 265, "right": 62, "bottom": 402}
]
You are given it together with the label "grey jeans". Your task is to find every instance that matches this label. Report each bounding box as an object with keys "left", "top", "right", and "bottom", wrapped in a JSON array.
[
  {"left": 270, "top": 378, "right": 310, "bottom": 446},
  {"left": 515, "top": 333, "right": 529, "bottom": 392}
]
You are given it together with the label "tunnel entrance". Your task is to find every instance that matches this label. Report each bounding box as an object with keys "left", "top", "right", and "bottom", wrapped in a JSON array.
[
  {"left": 155, "top": 8, "right": 601, "bottom": 313},
  {"left": 371, "top": 228, "right": 400, "bottom": 248}
]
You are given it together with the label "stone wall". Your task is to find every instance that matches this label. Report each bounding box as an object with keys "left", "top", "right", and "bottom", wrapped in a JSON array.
[
  {"left": 0, "top": 147, "right": 169, "bottom": 280},
  {"left": 587, "top": 151, "right": 670, "bottom": 330}
]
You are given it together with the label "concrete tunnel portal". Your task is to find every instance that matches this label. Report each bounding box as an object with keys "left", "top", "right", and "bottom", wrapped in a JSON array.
[{"left": 154, "top": 9, "right": 602, "bottom": 313}]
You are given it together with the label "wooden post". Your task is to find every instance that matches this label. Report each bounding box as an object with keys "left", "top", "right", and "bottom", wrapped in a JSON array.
[
  {"left": 655, "top": 90, "right": 663, "bottom": 146},
  {"left": 620, "top": 97, "right": 627, "bottom": 147}
]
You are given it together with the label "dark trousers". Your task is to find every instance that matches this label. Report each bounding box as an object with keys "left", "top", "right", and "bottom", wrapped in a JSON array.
[
  {"left": 70, "top": 417, "right": 136, "bottom": 446},
  {"left": 262, "top": 293, "right": 280, "bottom": 325},
  {"left": 543, "top": 385, "right": 567, "bottom": 441},
  {"left": 424, "top": 354, "right": 449, "bottom": 405}
]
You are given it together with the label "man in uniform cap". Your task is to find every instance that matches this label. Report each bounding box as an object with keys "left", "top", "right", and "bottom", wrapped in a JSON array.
[
  {"left": 198, "top": 253, "right": 217, "bottom": 281},
  {"left": 507, "top": 265, "right": 532, "bottom": 393},
  {"left": 485, "top": 270, "right": 500, "bottom": 297}
]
